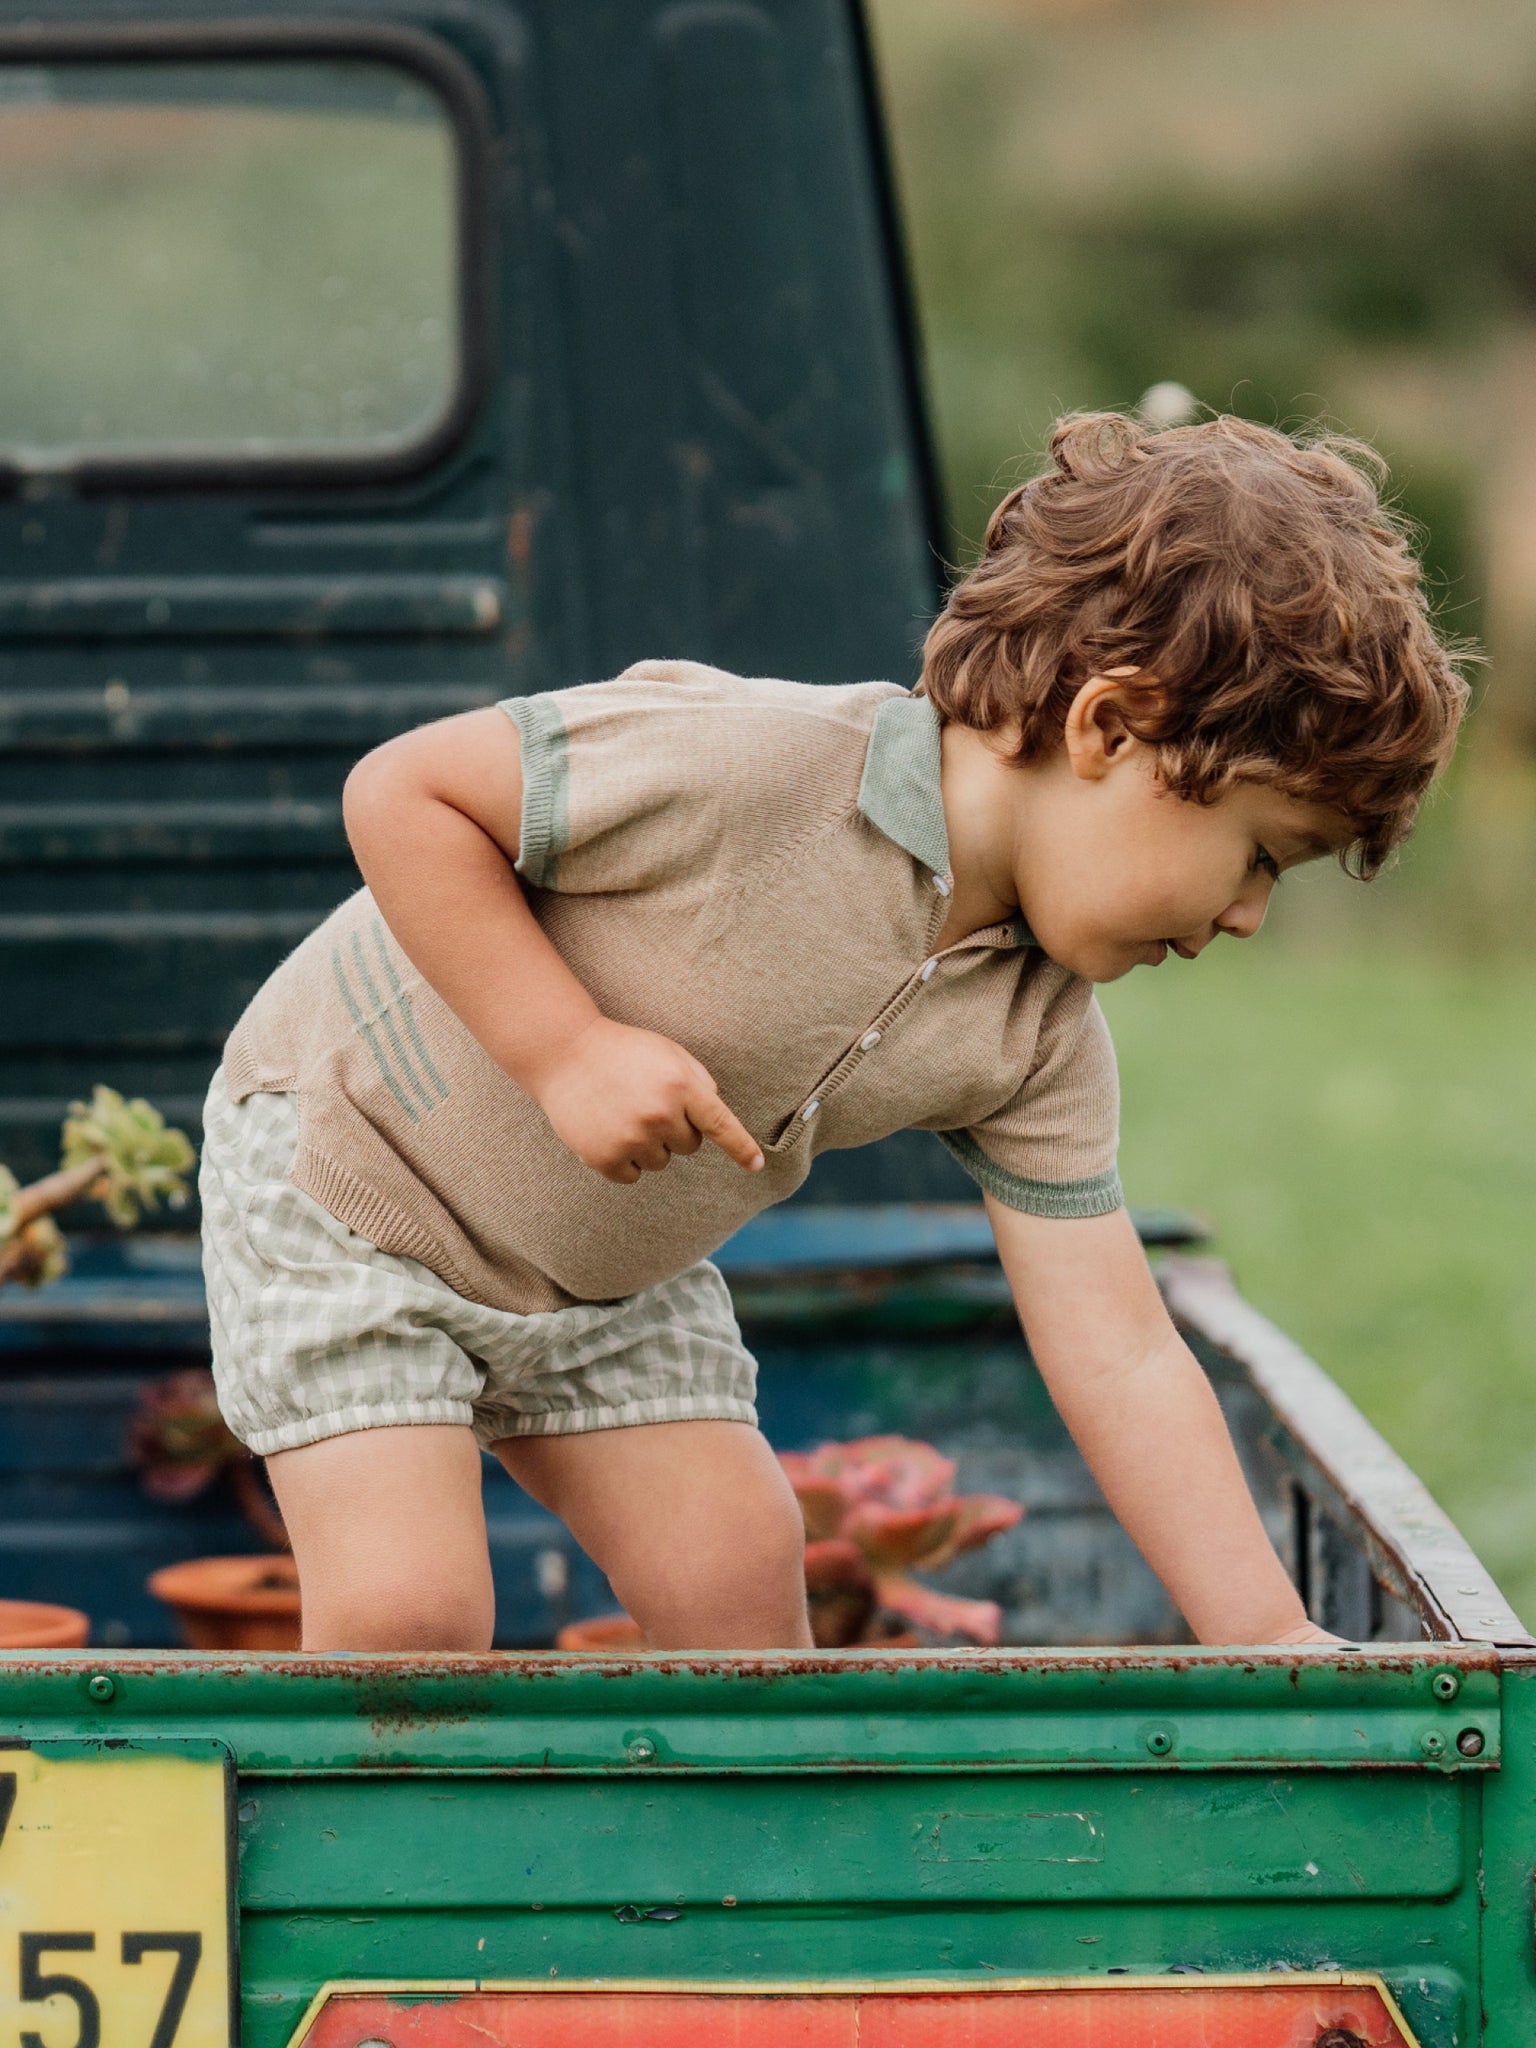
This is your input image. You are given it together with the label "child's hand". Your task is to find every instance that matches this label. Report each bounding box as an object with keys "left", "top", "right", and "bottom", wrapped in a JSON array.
[
  {"left": 1268, "top": 1620, "right": 1347, "bottom": 1647},
  {"left": 530, "top": 1017, "right": 766, "bottom": 1184}
]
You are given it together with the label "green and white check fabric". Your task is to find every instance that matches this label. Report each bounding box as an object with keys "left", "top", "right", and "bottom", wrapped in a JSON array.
[{"left": 200, "top": 1073, "right": 757, "bottom": 1457}]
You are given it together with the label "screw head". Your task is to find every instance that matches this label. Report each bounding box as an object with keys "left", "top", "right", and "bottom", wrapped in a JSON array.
[
  {"left": 86, "top": 1674, "right": 115, "bottom": 1703},
  {"left": 1432, "top": 1670, "right": 1461, "bottom": 1702},
  {"left": 1144, "top": 1727, "right": 1174, "bottom": 1756},
  {"left": 1457, "top": 1727, "right": 1486, "bottom": 1758},
  {"left": 627, "top": 1736, "right": 657, "bottom": 1764},
  {"left": 1420, "top": 1729, "right": 1447, "bottom": 1759}
]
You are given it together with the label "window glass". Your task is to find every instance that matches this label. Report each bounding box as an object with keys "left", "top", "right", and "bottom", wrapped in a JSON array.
[{"left": 0, "top": 59, "right": 459, "bottom": 464}]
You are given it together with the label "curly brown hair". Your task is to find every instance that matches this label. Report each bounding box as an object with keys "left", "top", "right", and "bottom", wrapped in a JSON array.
[{"left": 919, "top": 412, "right": 1472, "bottom": 876}]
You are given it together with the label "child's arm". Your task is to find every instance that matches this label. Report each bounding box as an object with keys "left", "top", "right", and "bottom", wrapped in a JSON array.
[
  {"left": 342, "top": 708, "right": 764, "bottom": 1183},
  {"left": 986, "top": 1197, "right": 1331, "bottom": 1645}
]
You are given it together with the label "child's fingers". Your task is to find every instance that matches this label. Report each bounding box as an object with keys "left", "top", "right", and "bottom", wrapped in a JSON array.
[{"left": 686, "top": 1084, "right": 765, "bottom": 1172}]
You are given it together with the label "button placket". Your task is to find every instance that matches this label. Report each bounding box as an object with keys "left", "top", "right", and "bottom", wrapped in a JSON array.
[{"left": 778, "top": 909, "right": 960, "bottom": 1143}]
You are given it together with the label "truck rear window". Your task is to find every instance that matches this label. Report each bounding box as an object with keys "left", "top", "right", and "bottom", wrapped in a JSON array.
[{"left": 0, "top": 56, "right": 460, "bottom": 470}]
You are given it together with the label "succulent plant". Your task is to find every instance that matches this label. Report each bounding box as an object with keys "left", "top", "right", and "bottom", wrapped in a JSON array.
[
  {"left": 0, "top": 1179, "right": 68, "bottom": 1289},
  {"left": 779, "top": 1435, "right": 1024, "bottom": 1647},
  {"left": 128, "top": 1367, "right": 287, "bottom": 1551},
  {"left": 0, "top": 1089, "right": 195, "bottom": 1290},
  {"left": 61, "top": 1086, "right": 196, "bottom": 1228}
]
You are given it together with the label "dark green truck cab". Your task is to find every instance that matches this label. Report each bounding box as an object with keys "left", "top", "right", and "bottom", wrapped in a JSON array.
[{"left": 1, "top": 5, "right": 1533, "bottom": 2043}]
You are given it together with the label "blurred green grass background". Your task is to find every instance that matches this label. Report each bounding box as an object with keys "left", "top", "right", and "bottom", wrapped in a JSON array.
[{"left": 869, "top": 0, "right": 1536, "bottom": 1619}]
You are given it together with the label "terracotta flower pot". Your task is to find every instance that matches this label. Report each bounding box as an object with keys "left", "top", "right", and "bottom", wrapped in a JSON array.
[
  {"left": 0, "top": 1599, "right": 90, "bottom": 1649},
  {"left": 148, "top": 1554, "right": 301, "bottom": 1651},
  {"left": 555, "top": 1611, "right": 646, "bottom": 1652},
  {"left": 553, "top": 1609, "right": 920, "bottom": 1652}
]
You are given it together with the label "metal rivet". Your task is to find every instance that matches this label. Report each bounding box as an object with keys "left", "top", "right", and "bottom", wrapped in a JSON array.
[
  {"left": 627, "top": 1737, "right": 657, "bottom": 1764},
  {"left": 1431, "top": 1671, "right": 1461, "bottom": 1702},
  {"left": 1457, "top": 1728, "right": 1486, "bottom": 1758},
  {"left": 1144, "top": 1727, "right": 1174, "bottom": 1756},
  {"left": 1420, "top": 1729, "right": 1447, "bottom": 1759},
  {"left": 86, "top": 1674, "right": 115, "bottom": 1703},
  {"left": 721, "top": 1895, "right": 738, "bottom": 1907}
]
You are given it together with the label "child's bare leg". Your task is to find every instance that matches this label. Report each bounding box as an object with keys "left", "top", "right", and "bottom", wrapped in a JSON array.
[
  {"left": 494, "top": 1420, "right": 812, "bottom": 1650},
  {"left": 266, "top": 1424, "right": 495, "bottom": 1651}
]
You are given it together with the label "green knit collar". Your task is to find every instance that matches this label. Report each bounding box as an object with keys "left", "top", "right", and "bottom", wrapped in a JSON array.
[
  {"left": 858, "top": 691, "right": 1035, "bottom": 950},
  {"left": 857, "top": 690, "right": 951, "bottom": 877}
]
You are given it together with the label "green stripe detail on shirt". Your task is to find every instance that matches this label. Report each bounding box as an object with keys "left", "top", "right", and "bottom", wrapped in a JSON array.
[
  {"left": 857, "top": 690, "right": 952, "bottom": 878},
  {"left": 499, "top": 693, "right": 570, "bottom": 888},
  {"left": 936, "top": 1129, "right": 1124, "bottom": 1218},
  {"left": 347, "top": 929, "right": 439, "bottom": 1115},
  {"left": 370, "top": 919, "right": 451, "bottom": 1105},
  {"left": 331, "top": 945, "right": 421, "bottom": 1124}
]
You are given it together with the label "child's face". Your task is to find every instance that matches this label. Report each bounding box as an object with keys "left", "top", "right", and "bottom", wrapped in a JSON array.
[
  {"left": 1018, "top": 758, "right": 1346, "bottom": 983},
  {"left": 998, "top": 676, "right": 1351, "bottom": 984}
]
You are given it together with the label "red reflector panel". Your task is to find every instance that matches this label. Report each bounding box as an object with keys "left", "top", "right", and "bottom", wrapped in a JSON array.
[{"left": 297, "top": 1981, "right": 1419, "bottom": 2048}]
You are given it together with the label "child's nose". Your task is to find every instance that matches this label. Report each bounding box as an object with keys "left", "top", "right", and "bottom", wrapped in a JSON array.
[{"left": 1216, "top": 875, "right": 1273, "bottom": 940}]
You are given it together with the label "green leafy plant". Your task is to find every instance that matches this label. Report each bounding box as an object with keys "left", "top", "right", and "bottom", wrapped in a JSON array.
[{"left": 0, "top": 1087, "right": 195, "bottom": 1290}]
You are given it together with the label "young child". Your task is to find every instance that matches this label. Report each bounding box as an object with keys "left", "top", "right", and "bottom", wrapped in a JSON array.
[{"left": 201, "top": 411, "right": 1467, "bottom": 1654}]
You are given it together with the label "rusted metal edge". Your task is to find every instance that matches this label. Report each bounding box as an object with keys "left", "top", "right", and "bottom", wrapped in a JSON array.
[
  {"left": 1161, "top": 1256, "right": 1532, "bottom": 1649},
  {"left": 0, "top": 1644, "right": 1502, "bottom": 1774}
]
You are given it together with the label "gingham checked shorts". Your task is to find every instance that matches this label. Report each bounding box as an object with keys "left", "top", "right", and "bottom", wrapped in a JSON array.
[{"left": 198, "top": 1071, "right": 758, "bottom": 1457}]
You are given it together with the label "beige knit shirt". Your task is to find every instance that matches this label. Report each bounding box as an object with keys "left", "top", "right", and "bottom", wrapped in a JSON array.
[{"left": 223, "top": 660, "right": 1122, "bottom": 1312}]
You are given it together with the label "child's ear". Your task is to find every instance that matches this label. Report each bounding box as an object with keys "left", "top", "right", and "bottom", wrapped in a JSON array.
[{"left": 1063, "top": 669, "right": 1158, "bottom": 782}]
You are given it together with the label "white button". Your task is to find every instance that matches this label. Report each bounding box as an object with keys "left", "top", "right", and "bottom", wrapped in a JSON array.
[
  {"left": 859, "top": 1030, "right": 882, "bottom": 1051},
  {"left": 920, "top": 958, "right": 938, "bottom": 981},
  {"left": 801, "top": 1098, "right": 820, "bottom": 1121},
  {"left": 932, "top": 873, "right": 952, "bottom": 896}
]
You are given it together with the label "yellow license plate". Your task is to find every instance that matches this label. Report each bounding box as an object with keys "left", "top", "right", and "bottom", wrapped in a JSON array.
[{"left": 0, "top": 1740, "right": 233, "bottom": 2048}]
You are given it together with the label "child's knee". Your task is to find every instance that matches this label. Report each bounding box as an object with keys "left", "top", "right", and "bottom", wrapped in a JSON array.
[
  {"left": 749, "top": 1482, "right": 813, "bottom": 1583},
  {"left": 301, "top": 1569, "right": 493, "bottom": 1653},
  {"left": 692, "top": 1480, "right": 807, "bottom": 1612}
]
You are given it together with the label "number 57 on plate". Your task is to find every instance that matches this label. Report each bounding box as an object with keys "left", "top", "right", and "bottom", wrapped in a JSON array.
[{"left": 0, "top": 1739, "right": 235, "bottom": 2048}]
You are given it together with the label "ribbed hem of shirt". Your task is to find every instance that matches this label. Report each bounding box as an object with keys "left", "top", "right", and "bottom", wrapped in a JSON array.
[
  {"left": 936, "top": 1130, "right": 1124, "bottom": 1218},
  {"left": 290, "top": 1140, "right": 486, "bottom": 1301},
  {"left": 499, "top": 693, "right": 569, "bottom": 887},
  {"left": 221, "top": 1038, "right": 296, "bottom": 1102},
  {"left": 857, "top": 690, "right": 952, "bottom": 877}
]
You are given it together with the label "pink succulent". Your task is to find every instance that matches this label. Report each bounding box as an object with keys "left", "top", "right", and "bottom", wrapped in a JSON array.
[
  {"left": 779, "top": 1435, "right": 1023, "bottom": 1647},
  {"left": 127, "top": 1368, "right": 288, "bottom": 1550}
]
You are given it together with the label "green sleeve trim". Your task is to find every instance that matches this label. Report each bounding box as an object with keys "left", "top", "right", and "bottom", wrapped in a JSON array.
[
  {"left": 936, "top": 1129, "right": 1124, "bottom": 1218},
  {"left": 498, "top": 695, "right": 569, "bottom": 888}
]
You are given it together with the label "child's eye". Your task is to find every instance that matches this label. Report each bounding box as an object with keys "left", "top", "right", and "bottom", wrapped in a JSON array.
[{"left": 1253, "top": 846, "right": 1281, "bottom": 881}]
